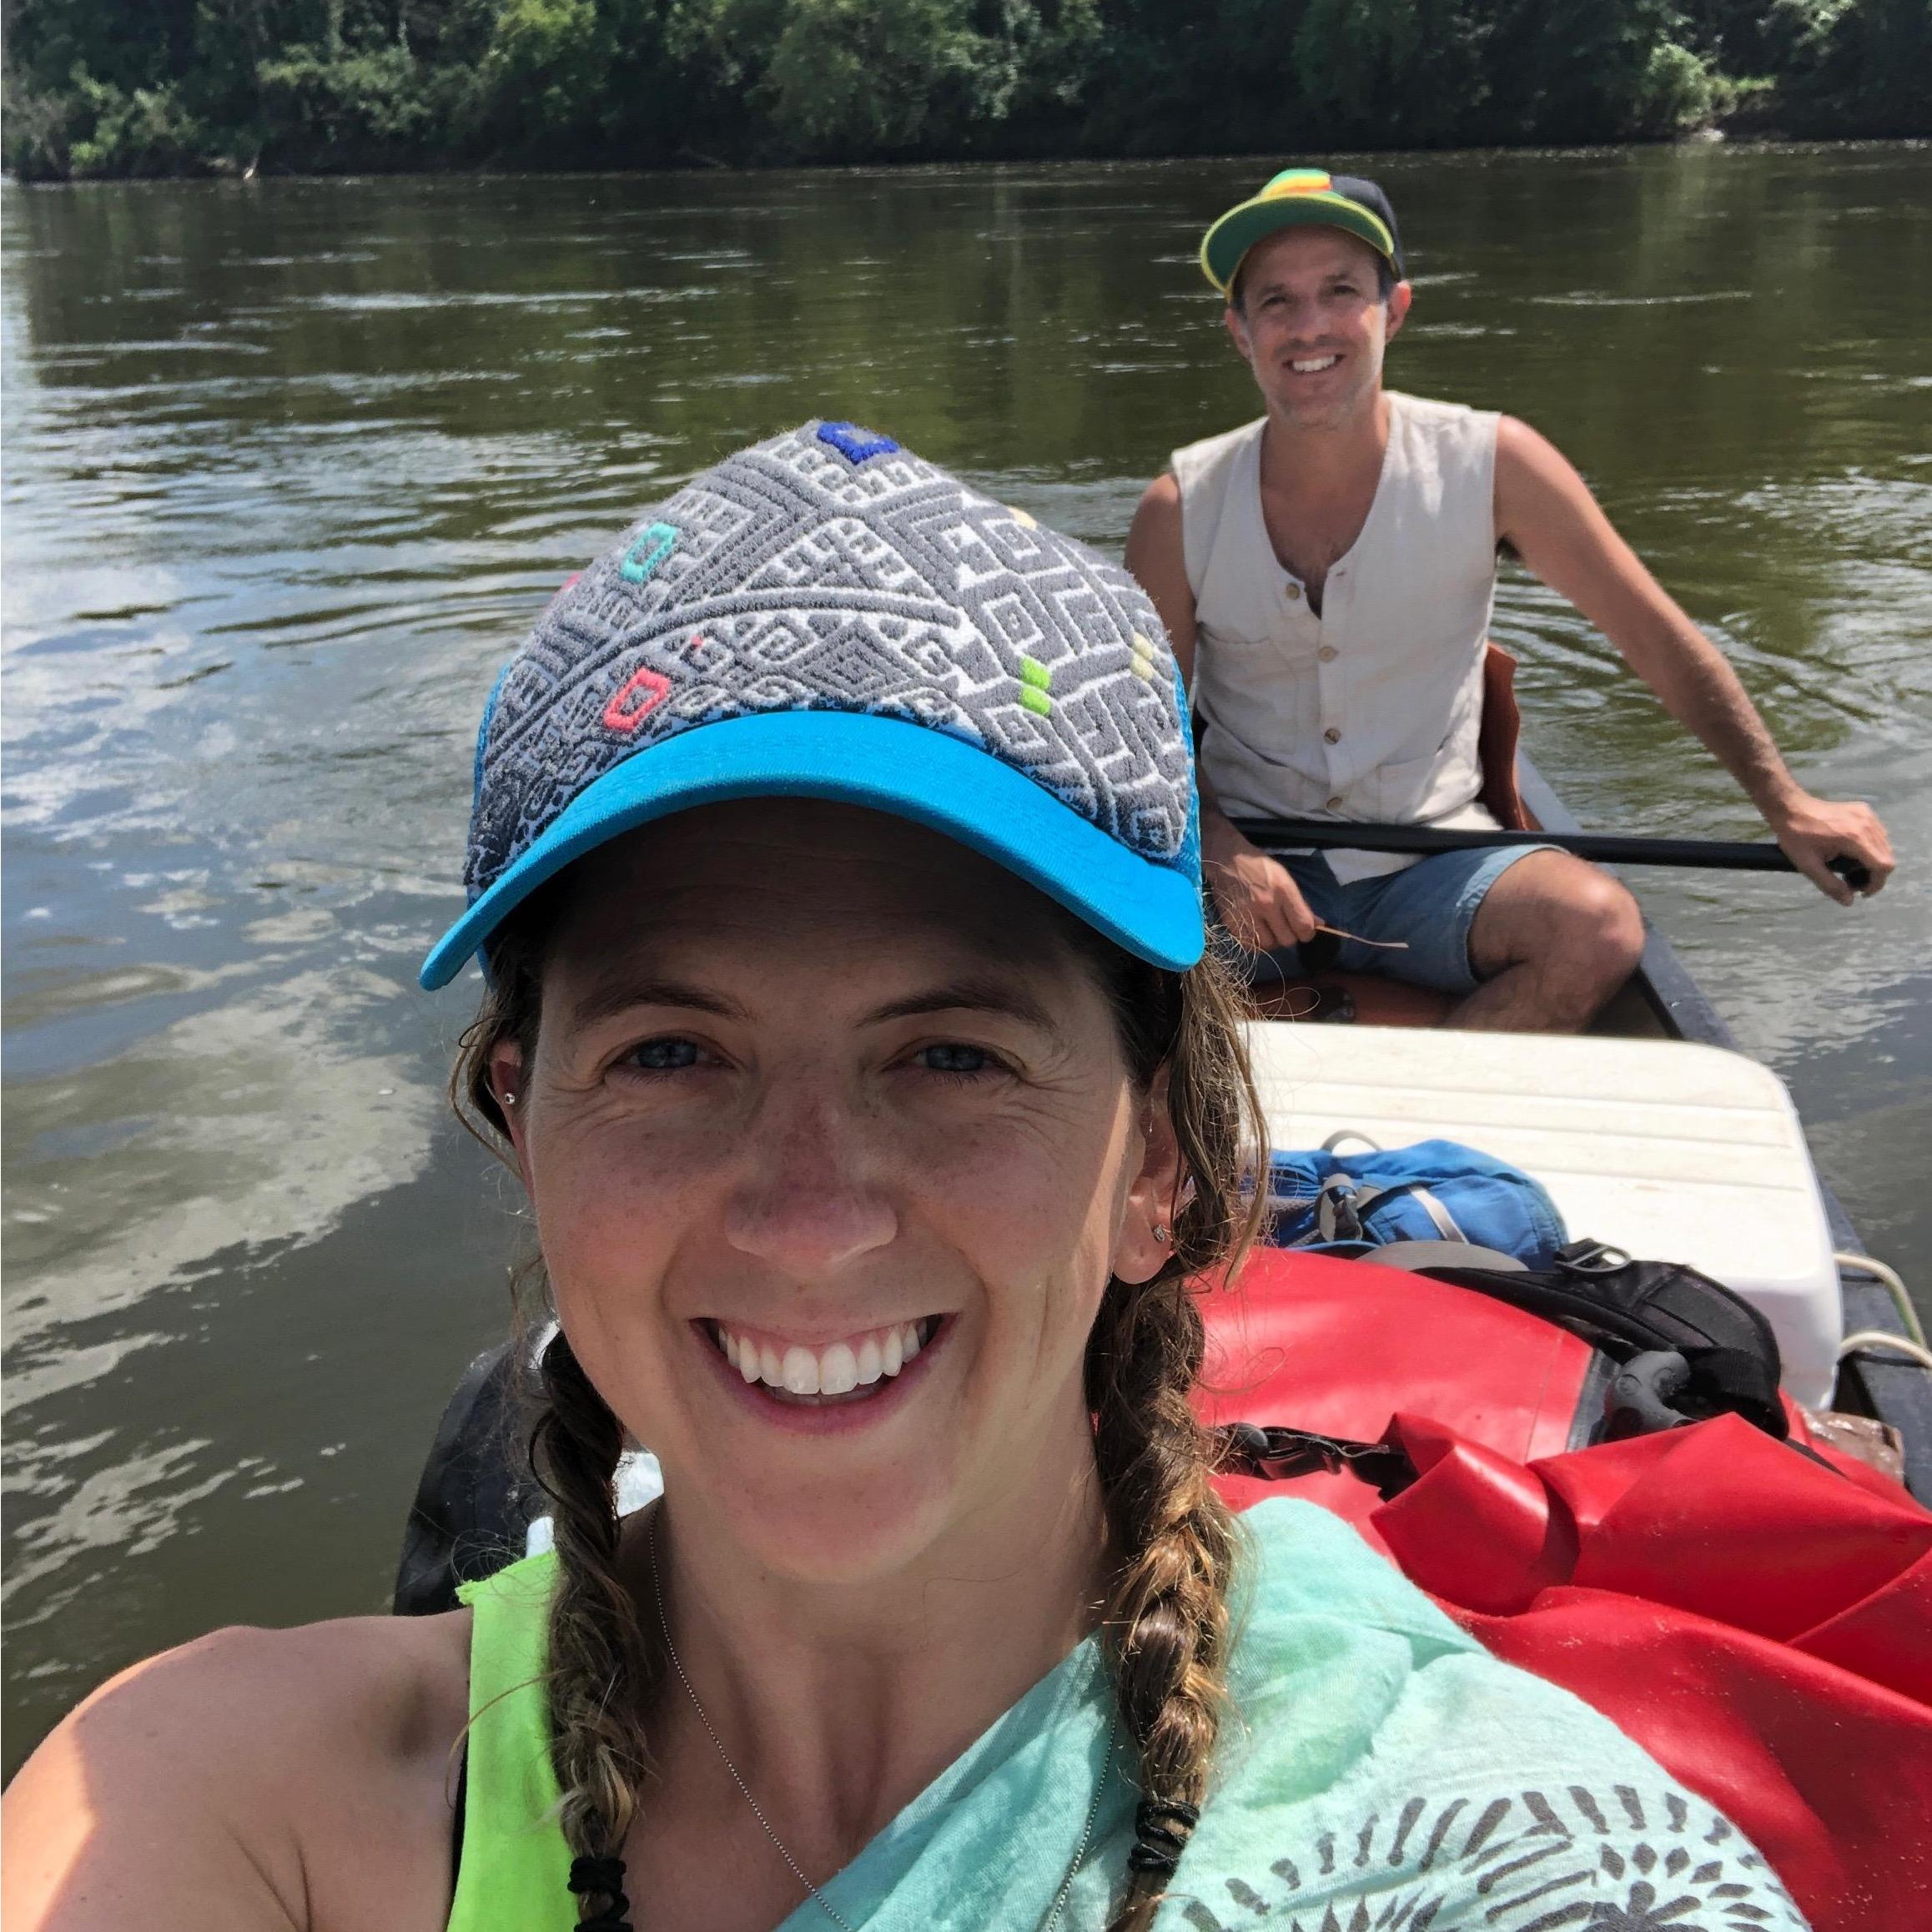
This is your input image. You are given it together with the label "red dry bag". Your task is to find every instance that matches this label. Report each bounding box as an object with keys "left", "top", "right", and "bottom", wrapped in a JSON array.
[{"left": 1192, "top": 1247, "right": 1932, "bottom": 1932}]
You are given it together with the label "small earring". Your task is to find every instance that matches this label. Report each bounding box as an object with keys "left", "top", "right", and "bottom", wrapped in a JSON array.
[
  {"left": 1153, "top": 1222, "right": 1172, "bottom": 1245},
  {"left": 501, "top": 1091, "right": 517, "bottom": 1108}
]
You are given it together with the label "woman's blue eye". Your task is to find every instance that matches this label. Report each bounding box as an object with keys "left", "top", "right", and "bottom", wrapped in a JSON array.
[
  {"left": 918, "top": 1043, "right": 992, "bottom": 1075},
  {"left": 628, "top": 1038, "right": 702, "bottom": 1072}
]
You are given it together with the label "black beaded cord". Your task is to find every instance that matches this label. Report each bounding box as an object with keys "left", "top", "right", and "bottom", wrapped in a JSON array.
[
  {"left": 1127, "top": 1798, "right": 1201, "bottom": 1876},
  {"left": 567, "top": 1853, "right": 634, "bottom": 1931}
]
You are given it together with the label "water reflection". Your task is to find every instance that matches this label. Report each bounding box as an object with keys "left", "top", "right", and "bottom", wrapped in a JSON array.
[{"left": 4, "top": 145, "right": 1929, "bottom": 1771}]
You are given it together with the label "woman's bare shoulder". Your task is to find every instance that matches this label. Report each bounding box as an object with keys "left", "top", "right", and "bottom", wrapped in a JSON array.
[{"left": 4, "top": 1608, "right": 473, "bottom": 1932}]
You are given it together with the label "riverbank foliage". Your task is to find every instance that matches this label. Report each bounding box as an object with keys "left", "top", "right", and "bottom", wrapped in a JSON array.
[{"left": 6, "top": 0, "right": 1927, "bottom": 181}]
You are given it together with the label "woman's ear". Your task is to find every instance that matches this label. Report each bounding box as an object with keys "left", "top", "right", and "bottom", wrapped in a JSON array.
[
  {"left": 1112, "top": 1066, "right": 1185, "bottom": 1286},
  {"left": 487, "top": 1039, "right": 531, "bottom": 1183}
]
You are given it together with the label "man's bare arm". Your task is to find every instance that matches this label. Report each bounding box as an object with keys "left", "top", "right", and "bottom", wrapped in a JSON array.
[
  {"left": 1493, "top": 415, "right": 1893, "bottom": 902},
  {"left": 1125, "top": 477, "right": 1317, "bottom": 948}
]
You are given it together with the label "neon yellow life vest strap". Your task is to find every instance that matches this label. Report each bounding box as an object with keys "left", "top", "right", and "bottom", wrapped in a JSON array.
[{"left": 447, "top": 1551, "right": 574, "bottom": 1932}]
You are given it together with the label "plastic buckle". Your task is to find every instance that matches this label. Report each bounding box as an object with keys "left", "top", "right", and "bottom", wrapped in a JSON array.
[{"left": 1557, "top": 1239, "right": 1632, "bottom": 1275}]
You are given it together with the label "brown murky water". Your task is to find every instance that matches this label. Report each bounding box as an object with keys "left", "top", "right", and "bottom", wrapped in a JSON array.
[{"left": 5, "top": 143, "right": 1929, "bottom": 1772}]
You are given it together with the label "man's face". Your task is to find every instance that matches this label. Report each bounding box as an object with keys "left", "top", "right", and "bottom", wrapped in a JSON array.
[{"left": 1225, "top": 226, "right": 1411, "bottom": 430}]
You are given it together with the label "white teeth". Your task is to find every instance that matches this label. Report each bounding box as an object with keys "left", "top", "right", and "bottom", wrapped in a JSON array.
[
  {"left": 717, "top": 1320, "right": 938, "bottom": 1397},
  {"left": 1291, "top": 355, "right": 1338, "bottom": 373}
]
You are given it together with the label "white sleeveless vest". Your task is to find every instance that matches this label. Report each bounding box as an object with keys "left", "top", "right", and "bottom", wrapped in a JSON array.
[{"left": 1172, "top": 392, "right": 1502, "bottom": 882}]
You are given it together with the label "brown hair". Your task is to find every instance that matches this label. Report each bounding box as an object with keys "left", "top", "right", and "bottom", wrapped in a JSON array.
[{"left": 455, "top": 893, "right": 1265, "bottom": 1930}]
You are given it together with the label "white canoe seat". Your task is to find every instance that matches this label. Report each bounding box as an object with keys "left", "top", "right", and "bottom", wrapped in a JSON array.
[{"left": 1245, "top": 1023, "right": 1843, "bottom": 1411}]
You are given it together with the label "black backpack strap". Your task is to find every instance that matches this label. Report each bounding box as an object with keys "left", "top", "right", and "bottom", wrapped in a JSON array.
[
  {"left": 1215, "top": 1400, "right": 1847, "bottom": 1502},
  {"left": 1214, "top": 1421, "right": 1417, "bottom": 1500},
  {"left": 1418, "top": 1244, "right": 1788, "bottom": 1439}
]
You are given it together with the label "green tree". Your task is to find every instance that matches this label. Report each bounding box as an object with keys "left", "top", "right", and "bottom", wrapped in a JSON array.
[
  {"left": 1077, "top": 0, "right": 1305, "bottom": 153},
  {"left": 1481, "top": 0, "right": 1713, "bottom": 140},
  {"left": 1776, "top": 0, "right": 1932, "bottom": 133},
  {"left": 1294, "top": 0, "right": 1497, "bottom": 143},
  {"left": 477, "top": 0, "right": 618, "bottom": 145},
  {"left": 762, "top": 0, "right": 994, "bottom": 152},
  {"left": 255, "top": 43, "right": 436, "bottom": 166},
  {"left": 663, "top": 0, "right": 1099, "bottom": 159},
  {"left": 3, "top": 0, "right": 1926, "bottom": 178}
]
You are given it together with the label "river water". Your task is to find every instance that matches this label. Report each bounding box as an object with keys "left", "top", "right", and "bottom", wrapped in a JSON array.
[{"left": 4, "top": 144, "right": 1929, "bottom": 1771}]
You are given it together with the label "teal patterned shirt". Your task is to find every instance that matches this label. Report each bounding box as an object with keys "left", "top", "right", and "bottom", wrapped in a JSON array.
[{"left": 450, "top": 1497, "right": 1808, "bottom": 1932}]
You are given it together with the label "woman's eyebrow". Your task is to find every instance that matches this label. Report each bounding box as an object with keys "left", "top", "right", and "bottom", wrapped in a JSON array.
[
  {"left": 567, "top": 977, "right": 749, "bottom": 1032},
  {"left": 864, "top": 979, "right": 1064, "bottom": 1037}
]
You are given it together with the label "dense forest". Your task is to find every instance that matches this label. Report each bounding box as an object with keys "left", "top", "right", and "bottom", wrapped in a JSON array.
[{"left": 6, "top": 0, "right": 1928, "bottom": 181}]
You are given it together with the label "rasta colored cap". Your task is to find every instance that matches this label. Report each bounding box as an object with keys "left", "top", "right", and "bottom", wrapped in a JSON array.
[
  {"left": 1200, "top": 168, "right": 1405, "bottom": 297},
  {"left": 419, "top": 421, "right": 1204, "bottom": 989}
]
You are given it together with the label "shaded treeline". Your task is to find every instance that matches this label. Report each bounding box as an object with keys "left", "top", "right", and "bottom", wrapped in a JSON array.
[{"left": 5, "top": 0, "right": 1928, "bottom": 181}]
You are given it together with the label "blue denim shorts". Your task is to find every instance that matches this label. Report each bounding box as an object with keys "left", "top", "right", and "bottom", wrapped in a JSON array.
[{"left": 1240, "top": 844, "right": 1555, "bottom": 995}]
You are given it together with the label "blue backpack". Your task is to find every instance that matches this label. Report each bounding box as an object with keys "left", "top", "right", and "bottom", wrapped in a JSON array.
[{"left": 1265, "top": 1133, "right": 1567, "bottom": 1270}]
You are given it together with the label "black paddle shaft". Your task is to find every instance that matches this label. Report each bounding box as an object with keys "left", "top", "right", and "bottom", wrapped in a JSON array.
[{"left": 1229, "top": 817, "right": 1873, "bottom": 893}]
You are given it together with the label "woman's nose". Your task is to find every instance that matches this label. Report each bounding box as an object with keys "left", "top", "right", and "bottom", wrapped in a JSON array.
[{"left": 722, "top": 1089, "right": 898, "bottom": 1279}]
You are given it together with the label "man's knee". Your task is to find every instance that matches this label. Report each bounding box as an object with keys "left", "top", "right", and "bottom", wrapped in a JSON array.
[
  {"left": 1554, "top": 869, "right": 1645, "bottom": 979},
  {"left": 1467, "top": 853, "right": 1643, "bottom": 985}
]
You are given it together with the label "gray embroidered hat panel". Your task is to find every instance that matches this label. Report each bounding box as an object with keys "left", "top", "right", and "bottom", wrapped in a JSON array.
[{"left": 463, "top": 422, "right": 1196, "bottom": 911}]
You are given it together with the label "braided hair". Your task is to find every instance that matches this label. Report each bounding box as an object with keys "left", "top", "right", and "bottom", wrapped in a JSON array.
[
  {"left": 455, "top": 890, "right": 657, "bottom": 1928},
  {"left": 532, "top": 1330, "right": 654, "bottom": 1929},
  {"left": 455, "top": 905, "right": 1265, "bottom": 1927},
  {"left": 1075, "top": 938, "right": 1255, "bottom": 1927}
]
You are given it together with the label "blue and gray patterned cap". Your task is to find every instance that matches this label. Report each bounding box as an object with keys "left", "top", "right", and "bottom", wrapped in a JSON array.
[{"left": 420, "top": 421, "right": 1203, "bottom": 989}]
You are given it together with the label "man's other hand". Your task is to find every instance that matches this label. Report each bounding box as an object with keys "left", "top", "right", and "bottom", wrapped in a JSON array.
[
  {"left": 1768, "top": 791, "right": 1895, "bottom": 904},
  {"left": 1203, "top": 818, "right": 1321, "bottom": 950}
]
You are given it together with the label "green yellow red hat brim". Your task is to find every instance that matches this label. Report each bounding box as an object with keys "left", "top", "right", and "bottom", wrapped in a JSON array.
[{"left": 1200, "top": 186, "right": 1398, "bottom": 297}]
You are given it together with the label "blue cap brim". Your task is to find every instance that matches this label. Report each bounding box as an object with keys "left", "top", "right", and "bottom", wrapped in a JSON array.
[{"left": 419, "top": 711, "right": 1205, "bottom": 989}]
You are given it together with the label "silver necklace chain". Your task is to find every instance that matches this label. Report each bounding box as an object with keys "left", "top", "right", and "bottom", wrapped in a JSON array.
[
  {"left": 647, "top": 1515, "right": 1111, "bottom": 1932},
  {"left": 1042, "top": 1716, "right": 1114, "bottom": 1932}
]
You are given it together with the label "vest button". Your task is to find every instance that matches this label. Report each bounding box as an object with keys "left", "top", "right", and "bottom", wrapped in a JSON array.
[
  {"left": 1285, "top": 582, "right": 1302, "bottom": 601},
  {"left": 1326, "top": 794, "right": 1345, "bottom": 810},
  {"left": 1324, "top": 727, "right": 1341, "bottom": 744},
  {"left": 1318, "top": 645, "right": 1337, "bottom": 662}
]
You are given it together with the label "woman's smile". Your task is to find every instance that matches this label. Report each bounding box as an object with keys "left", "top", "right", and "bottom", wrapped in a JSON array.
[
  {"left": 707, "top": 1315, "right": 945, "bottom": 1399},
  {"left": 694, "top": 1314, "right": 955, "bottom": 1434}
]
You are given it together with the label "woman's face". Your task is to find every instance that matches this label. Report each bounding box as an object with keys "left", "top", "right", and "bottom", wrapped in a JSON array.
[{"left": 494, "top": 800, "right": 1180, "bottom": 1585}]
